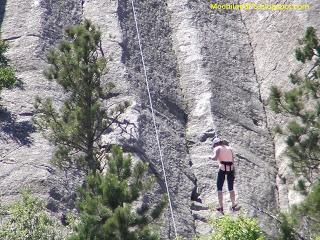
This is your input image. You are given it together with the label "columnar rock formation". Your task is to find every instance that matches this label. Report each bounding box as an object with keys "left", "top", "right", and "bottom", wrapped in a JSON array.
[{"left": 0, "top": 0, "right": 319, "bottom": 238}]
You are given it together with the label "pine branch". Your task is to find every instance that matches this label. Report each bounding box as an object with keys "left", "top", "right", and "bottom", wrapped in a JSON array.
[{"left": 92, "top": 112, "right": 122, "bottom": 142}]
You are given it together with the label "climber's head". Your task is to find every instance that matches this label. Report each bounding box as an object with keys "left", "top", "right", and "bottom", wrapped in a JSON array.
[{"left": 212, "top": 137, "right": 222, "bottom": 148}]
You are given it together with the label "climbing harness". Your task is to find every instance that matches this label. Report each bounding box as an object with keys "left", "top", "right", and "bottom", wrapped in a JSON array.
[
  {"left": 220, "top": 161, "right": 233, "bottom": 171},
  {"left": 130, "top": 0, "right": 178, "bottom": 238}
]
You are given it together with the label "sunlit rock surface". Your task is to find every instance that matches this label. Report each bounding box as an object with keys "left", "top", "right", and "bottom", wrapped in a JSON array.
[{"left": 0, "top": 0, "right": 319, "bottom": 238}]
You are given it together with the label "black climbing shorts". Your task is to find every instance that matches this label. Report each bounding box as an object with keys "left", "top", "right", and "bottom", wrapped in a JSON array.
[{"left": 217, "top": 169, "right": 235, "bottom": 192}]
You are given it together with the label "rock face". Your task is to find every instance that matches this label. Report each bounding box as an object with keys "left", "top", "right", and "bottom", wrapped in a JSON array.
[
  {"left": 0, "top": 0, "right": 83, "bottom": 211},
  {"left": 0, "top": 0, "right": 319, "bottom": 238},
  {"left": 240, "top": 0, "right": 320, "bottom": 210}
]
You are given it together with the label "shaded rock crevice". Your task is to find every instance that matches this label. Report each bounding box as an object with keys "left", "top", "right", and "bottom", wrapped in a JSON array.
[
  {"left": 3, "top": 33, "right": 48, "bottom": 42},
  {"left": 238, "top": 6, "right": 274, "bottom": 137},
  {"left": 81, "top": 0, "right": 85, "bottom": 17},
  {"left": 237, "top": 2, "right": 284, "bottom": 210},
  {"left": 0, "top": 109, "right": 35, "bottom": 146},
  {"left": 108, "top": 0, "right": 196, "bottom": 238}
]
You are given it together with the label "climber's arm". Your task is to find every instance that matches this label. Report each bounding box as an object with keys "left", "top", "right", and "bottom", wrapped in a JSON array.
[
  {"left": 209, "top": 147, "right": 220, "bottom": 161},
  {"left": 231, "top": 148, "right": 235, "bottom": 161}
]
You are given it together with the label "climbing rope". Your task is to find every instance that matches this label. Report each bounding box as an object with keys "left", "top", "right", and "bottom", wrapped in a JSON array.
[{"left": 130, "top": 0, "right": 178, "bottom": 238}]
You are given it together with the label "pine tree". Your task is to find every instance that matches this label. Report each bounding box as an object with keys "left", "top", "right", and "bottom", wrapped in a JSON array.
[
  {"left": 34, "top": 20, "right": 129, "bottom": 173},
  {"left": 269, "top": 27, "right": 320, "bottom": 183},
  {"left": 292, "top": 181, "right": 320, "bottom": 237},
  {"left": 269, "top": 27, "right": 320, "bottom": 240},
  {"left": 0, "top": 39, "right": 16, "bottom": 95},
  {"left": 68, "top": 145, "right": 165, "bottom": 240},
  {"left": 278, "top": 181, "right": 320, "bottom": 240}
]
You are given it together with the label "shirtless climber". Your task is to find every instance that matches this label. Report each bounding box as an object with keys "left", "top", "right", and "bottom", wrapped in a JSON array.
[{"left": 210, "top": 137, "right": 241, "bottom": 214}]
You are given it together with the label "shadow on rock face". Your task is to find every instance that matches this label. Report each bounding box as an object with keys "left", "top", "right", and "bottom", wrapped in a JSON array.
[
  {"left": 0, "top": 108, "right": 35, "bottom": 146},
  {"left": 0, "top": 0, "right": 6, "bottom": 29}
]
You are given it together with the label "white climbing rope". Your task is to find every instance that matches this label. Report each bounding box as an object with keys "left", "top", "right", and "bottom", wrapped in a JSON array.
[{"left": 130, "top": 0, "right": 178, "bottom": 238}]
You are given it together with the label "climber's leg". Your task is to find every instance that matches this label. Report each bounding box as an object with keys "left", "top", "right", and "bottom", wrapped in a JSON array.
[
  {"left": 216, "top": 170, "right": 225, "bottom": 212},
  {"left": 229, "top": 190, "right": 236, "bottom": 206},
  {"left": 227, "top": 170, "right": 235, "bottom": 204},
  {"left": 227, "top": 171, "right": 241, "bottom": 211},
  {"left": 216, "top": 191, "right": 223, "bottom": 214}
]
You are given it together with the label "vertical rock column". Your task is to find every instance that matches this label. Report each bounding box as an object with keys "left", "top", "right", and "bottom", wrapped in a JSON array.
[
  {"left": 0, "top": 0, "right": 57, "bottom": 203},
  {"left": 196, "top": 0, "right": 277, "bottom": 235},
  {"left": 83, "top": 0, "right": 140, "bottom": 146},
  {"left": 83, "top": 0, "right": 128, "bottom": 93},
  {"left": 0, "top": 0, "right": 82, "bottom": 212},
  {"left": 240, "top": 0, "right": 320, "bottom": 210},
  {"left": 84, "top": 0, "right": 196, "bottom": 238},
  {"left": 167, "top": 0, "right": 216, "bottom": 235},
  {"left": 169, "top": 0, "right": 278, "bottom": 236}
]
